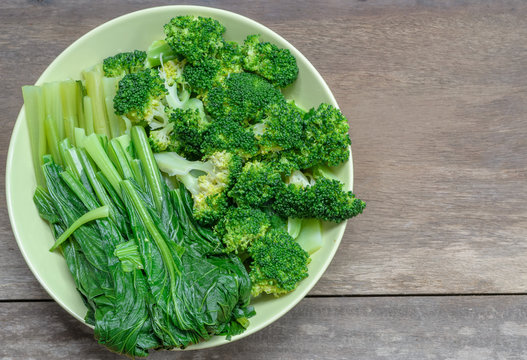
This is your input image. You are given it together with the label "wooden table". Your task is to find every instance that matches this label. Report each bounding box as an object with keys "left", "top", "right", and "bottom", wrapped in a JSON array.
[{"left": 2, "top": 1, "right": 527, "bottom": 358}]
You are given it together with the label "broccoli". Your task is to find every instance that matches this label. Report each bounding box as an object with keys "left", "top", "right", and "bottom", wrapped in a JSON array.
[
  {"left": 204, "top": 72, "right": 284, "bottom": 124},
  {"left": 217, "top": 41, "right": 245, "bottom": 79},
  {"left": 272, "top": 170, "right": 365, "bottom": 223},
  {"left": 158, "top": 59, "right": 190, "bottom": 110},
  {"left": 113, "top": 60, "right": 189, "bottom": 132},
  {"left": 252, "top": 101, "right": 305, "bottom": 155},
  {"left": 153, "top": 111, "right": 259, "bottom": 160},
  {"left": 266, "top": 154, "right": 301, "bottom": 176},
  {"left": 248, "top": 229, "right": 309, "bottom": 297},
  {"left": 242, "top": 34, "right": 299, "bottom": 88},
  {"left": 297, "top": 103, "right": 351, "bottom": 169},
  {"left": 183, "top": 41, "right": 244, "bottom": 98},
  {"left": 154, "top": 150, "right": 242, "bottom": 225},
  {"left": 201, "top": 116, "right": 258, "bottom": 159},
  {"left": 214, "top": 207, "right": 271, "bottom": 253},
  {"left": 164, "top": 16, "right": 225, "bottom": 64},
  {"left": 169, "top": 106, "right": 209, "bottom": 159},
  {"left": 183, "top": 57, "right": 222, "bottom": 97},
  {"left": 102, "top": 50, "right": 147, "bottom": 77},
  {"left": 148, "top": 120, "right": 174, "bottom": 153},
  {"left": 149, "top": 98, "right": 207, "bottom": 155},
  {"left": 113, "top": 69, "right": 168, "bottom": 125},
  {"left": 228, "top": 160, "right": 284, "bottom": 207}
]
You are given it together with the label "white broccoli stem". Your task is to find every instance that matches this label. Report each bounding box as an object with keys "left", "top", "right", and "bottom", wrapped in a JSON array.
[
  {"left": 286, "top": 171, "right": 309, "bottom": 239},
  {"left": 165, "top": 83, "right": 189, "bottom": 109},
  {"left": 153, "top": 152, "right": 214, "bottom": 176},
  {"left": 176, "top": 173, "right": 200, "bottom": 195},
  {"left": 149, "top": 104, "right": 170, "bottom": 130},
  {"left": 313, "top": 165, "right": 339, "bottom": 181},
  {"left": 296, "top": 218, "right": 323, "bottom": 255},
  {"left": 288, "top": 170, "right": 311, "bottom": 187},
  {"left": 184, "top": 98, "right": 206, "bottom": 119},
  {"left": 287, "top": 218, "right": 302, "bottom": 239},
  {"left": 159, "top": 55, "right": 190, "bottom": 109}
]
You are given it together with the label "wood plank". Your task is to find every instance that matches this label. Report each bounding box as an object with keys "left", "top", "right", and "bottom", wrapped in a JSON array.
[
  {"left": 3, "top": 296, "right": 527, "bottom": 359},
  {"left": 1, "top": 0, "right": 527, "bottom": 299}
]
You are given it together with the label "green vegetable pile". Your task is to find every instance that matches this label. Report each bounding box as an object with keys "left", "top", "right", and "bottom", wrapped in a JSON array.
[{"left": 21, "top": 15, "right": 364, "bottom": 356}]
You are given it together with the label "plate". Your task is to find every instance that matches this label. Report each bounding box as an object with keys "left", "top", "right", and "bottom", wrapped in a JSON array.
[{"left": 5, "top": 5, "right": 353, "bottom": 350}]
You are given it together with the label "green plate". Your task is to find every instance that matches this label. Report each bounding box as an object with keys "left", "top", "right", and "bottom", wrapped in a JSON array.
[{"left": 6, "top": 5, "right": 353, "bottom": 350}]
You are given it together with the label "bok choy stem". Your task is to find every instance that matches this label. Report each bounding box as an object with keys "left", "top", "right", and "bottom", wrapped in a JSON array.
[
  {"left": 131, "top": 126, "right": 164, "bottom": 213},
  {"left": 49, "top": 205, "right": 109, "bottom": 252},
  {"left": 120, "top": 180, "right": 179, "bottom": 279}
]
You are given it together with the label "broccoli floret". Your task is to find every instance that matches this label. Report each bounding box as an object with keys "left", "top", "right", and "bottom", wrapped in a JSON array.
[
  {"left": 183, "top": 41, "right": 244, "bottom": 98},
  {"left": 113, "top": 69, "right": 168, "bottom": 125},
  {"left": 169, "top": 106, "right": 209, "bottom": 159},
  {"left": 102, "top": 50, "right": 147, "bottom": 77},
  {"left": 149, "top": 103, "right": 206, "bottom": 154},
  {"left": 149, "top": 120, "right": 174, "bottom": 153},
  {"left": 113, "top": 60, "right": 190, "bottom": 131},
  {"left": 214, "top": 207, "right": 271, "bottom": 253},
  {"left": 228, "top": 160, "right": 284, "bottom": 207},
  {"left": 154, "top": 150, "right": 242, "bottom": 225},
  {"left": 253, "top": 101, "right": 305, "bottom": 155},
  {"left": 266, "top": 154, "right": 301, "bottom": 176},
  {"left": 158, "top": 59, "right": 190, "bottom": 109},
  {"left": 218, "top": 41, "right": 245, "bottom": 79},
  {"left": 164, "top": 16, "right": 225, "bottom": 64},
  {"left": 202, "top": 116, "right": 258, "bottom": 159},
  {"left": 183, "top": 57, "right": 222, "bottom": 97},
  {"left": 297, "top": 103, "right": 351, "bottom": 168},
  {"left": 272, "top": 170, "right": 365, "bottom": 223},
  {"left": 248, "top": 229, "right": 309, "bottom": 297},
  {"left": 204, "top": 72, "right": 284, "bottom": 124},
  {"left": 242, "top": 34, "right": 299, "bottom": 88}
]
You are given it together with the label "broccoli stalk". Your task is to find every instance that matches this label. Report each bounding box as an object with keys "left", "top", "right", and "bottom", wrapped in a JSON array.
[
  {"left": 285, "top": 171, "right": 310, "bottom": 239},
  {"left": 146, "top": 40, "right": 177, "bottom": 68},
  {"left": 154, "top": 150, "right": 242, "bottom": 225},
  {"left": 284, "top": 171, "right": 323, "bottom": 255}
]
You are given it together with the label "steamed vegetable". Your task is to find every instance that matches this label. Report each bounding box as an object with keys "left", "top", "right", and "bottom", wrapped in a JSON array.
[
  {"left": 22, "top": 14, "right": 364, "bottom": 357},
  {"left": 33, "top": 128, "right": 253, "bottom": 355}
]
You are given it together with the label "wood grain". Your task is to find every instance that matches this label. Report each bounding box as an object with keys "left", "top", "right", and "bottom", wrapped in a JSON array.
[
  {"left": 1, "top": 0, "right": 527, "bottom": 300},
  {"left": 3, "top": 296, "right": 527, "bottom": 359}
]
